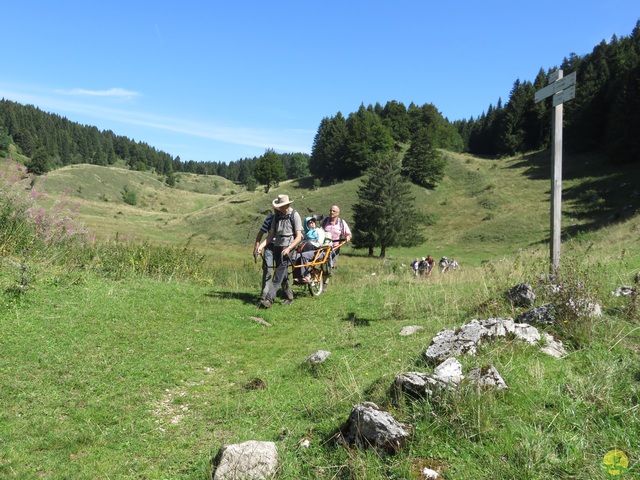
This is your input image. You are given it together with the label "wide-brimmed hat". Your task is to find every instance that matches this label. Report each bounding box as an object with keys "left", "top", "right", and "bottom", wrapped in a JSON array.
[{"left": 272, "top": 194, "right": 294, "bottom": 208}]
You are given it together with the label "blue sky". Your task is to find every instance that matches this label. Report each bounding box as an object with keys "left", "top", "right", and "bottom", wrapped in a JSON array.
[{"left": 2, "top": 1, "right": 638, "bottom": 163}]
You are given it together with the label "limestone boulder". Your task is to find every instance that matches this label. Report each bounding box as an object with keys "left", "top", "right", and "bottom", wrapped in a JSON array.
[
  {"left": 213, "top": 440, "right": 278, "bottom": 480},
  {"left": 341, "top": 402, "right": 410, "bottom": 455}
]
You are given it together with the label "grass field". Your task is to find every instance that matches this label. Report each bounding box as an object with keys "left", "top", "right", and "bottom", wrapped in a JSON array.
[{"left": 1, "top": 151, "right": 639, "bottom": 479}]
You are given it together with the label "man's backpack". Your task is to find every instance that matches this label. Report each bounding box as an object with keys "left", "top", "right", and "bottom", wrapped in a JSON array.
[{"left": 273, "top": 208, "right": 299, "bottom": 239}]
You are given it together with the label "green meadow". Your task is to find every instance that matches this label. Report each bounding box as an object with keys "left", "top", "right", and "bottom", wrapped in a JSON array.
[{"left": 1, "top": 151, "right": 639, "bottom": 479}]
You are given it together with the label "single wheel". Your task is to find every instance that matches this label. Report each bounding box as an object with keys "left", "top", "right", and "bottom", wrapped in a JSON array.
[{"left": 308, "top": 268, "right": 324, "bottom": 296}]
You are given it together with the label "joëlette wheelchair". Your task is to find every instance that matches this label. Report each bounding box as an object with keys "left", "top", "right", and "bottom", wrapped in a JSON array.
[{"left": 290, "top": 240, "right": 346, "bottom": 296}]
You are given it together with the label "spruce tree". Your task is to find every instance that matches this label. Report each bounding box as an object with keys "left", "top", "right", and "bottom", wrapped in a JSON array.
[
  {"left": 352, "top": 153, "right": 424, "bottom": 258},
  {"left": 0, "top": 127, "right": 11, "bottom": 155},
  {"left": 344, "top": 105, "right": 394, "bottom": 177},
  {"left": 309, "top": 113, "right": 348, "bottom": 181},
  {"left": 402, "top": 127, "right": 446, "bottom": 188},
  {"left": 380, "top": 100, "right": 410, "bottom": 143}
]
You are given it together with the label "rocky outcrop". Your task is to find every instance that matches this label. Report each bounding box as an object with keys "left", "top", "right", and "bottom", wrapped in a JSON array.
[
  {"left": 539, "top": 332, "right": 567, "bottom": 359},
  {"left": 424, "top": 318, "right": 541, "bottom": 363},
  {"left": 394, "top": 358, "right": 464, "bottom": 398},
  {"left": 395, "top": 356, "right": 509, "bottom": 399}
]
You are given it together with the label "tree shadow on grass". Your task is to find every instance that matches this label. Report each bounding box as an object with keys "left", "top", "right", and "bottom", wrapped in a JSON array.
[
  {"left": 507, "top": 150, "right": 613, "bottom": 181},
  {"left": 510, "top": 150, "right": 640, "bottom": 238},
  {"left": 205, "top": 291, "right": 258, "bottom": 305},
  {"left": 507, "top": 150, "right": 551, "bottom": 180}
]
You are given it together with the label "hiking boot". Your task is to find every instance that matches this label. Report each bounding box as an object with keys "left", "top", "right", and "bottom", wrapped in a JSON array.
[
  {"left": 258, "top": 298, "right": 272, "bottom": 309},
  {"left": 281, "top": 299, "right": 294, "bottom": 306}
]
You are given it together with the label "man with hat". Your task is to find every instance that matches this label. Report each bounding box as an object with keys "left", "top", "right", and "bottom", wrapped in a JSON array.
[
  {"left": 253, "top": 207, "right": 282, "bottom": 302},
  {"left": 257, "top": 194, "right": 303, "bottom": 308}
]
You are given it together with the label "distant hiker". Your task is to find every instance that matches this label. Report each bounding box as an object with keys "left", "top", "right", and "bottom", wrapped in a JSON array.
[
  {"left": 411, "top": 258, "right": 420, "bottom": 276},
  {"left": 439, "top": 256, "right": 449, "bottom": 273},
  {"left": 418, "top": 257, "right": 427, "bottom": 276},
  {"left": 257, "top": 194, "right": 303, "bottom": 308},
  {"left": 426, "top": 255, "right": 435, "bottom": 275},
  {"left": 449, "top": 258, "right": 459, "bottom": 271},
  {"left": 321, "top": 204, "right": 352, "bottom": 288}
]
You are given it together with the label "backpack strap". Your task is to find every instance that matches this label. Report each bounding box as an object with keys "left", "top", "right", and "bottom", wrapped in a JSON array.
[{"left": 322, "top": 216, "right": 345, "bottom": 242}]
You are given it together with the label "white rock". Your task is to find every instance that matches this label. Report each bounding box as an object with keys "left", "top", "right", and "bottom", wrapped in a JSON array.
[
  {"left": 433, "top": 357, "right": 464, "bottom": 385},
  {"left": 423, "top": 467, "right": 441, "bottom": 479},
  {"left": 400, "top": 325, "right": 424, "bottom": 336}
]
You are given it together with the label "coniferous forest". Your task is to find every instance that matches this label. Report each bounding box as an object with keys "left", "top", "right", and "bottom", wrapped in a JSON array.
[{"left": 1, "top": 20, "right": 638, "bottom": 183}]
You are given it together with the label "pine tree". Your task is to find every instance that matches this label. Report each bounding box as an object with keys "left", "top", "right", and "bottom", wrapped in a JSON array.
[
  {"left": 496, "top": 79, "right": 537, "bottom": 155},
  {"left": 352, "top": 153, "right": 424, "bottom": 258},
  {"left": 0, "top": 126, "right": 11, "bottom": 155},
  {"left": 237, "top": 161, "right": 251, "bottom": 185},
  {"left": 309, "top": 113, "right": 348, "bottom": 181},
  {"left": 380, "top": 100, "right": 410, "bottom": 143},
  {"left": 402, "top": 127, "right": 446, "bottom": 188},
  {"left": 344, "top": 105, "right": 394, "bottom": 177},
  {"left": 604, "top": 63, "right": 640, "bottom": 164}
]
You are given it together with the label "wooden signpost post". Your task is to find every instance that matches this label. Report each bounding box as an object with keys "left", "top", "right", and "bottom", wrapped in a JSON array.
[{"left": 535, "top": 69, "right": 576, "bottom": 275}]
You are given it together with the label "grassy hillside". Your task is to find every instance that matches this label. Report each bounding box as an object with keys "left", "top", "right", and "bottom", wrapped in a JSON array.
[
  {"left": 39, "top": 150, "right": 640, "bottom": 264},
  {"left": 41, "top": 165, "right": 238, "bottom": 246},
  {"left": 2, "top": 151, "right": 638, "bottom": 479}
]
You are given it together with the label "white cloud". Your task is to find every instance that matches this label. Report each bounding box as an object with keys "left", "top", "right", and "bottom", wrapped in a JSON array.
[
  {"left": 56, "top": 88, "right": 140, "bottom": 98},
  {"left": 123, "top": 112, "right": 313, "bottom": 152},
  {"left": 0, "top": 83, "right": 313, "bottom": 155}
]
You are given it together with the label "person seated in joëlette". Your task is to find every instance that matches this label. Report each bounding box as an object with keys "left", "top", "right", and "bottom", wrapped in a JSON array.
[{"left": 293, "top": 216, "right": 325, "bottom": 283}]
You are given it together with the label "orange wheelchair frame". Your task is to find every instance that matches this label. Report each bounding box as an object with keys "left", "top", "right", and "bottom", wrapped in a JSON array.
[{"left": 291, "top": 241, "right": 346, "bottom": 296}]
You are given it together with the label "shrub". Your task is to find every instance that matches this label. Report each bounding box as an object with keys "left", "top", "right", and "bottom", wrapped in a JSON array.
[
  {"left": 122, "top": 185, "right": 138, "bottom": 206},
  {"left": 0, "top": 158, "right": 89, "bottom": 257},
  {"left": 245, "top": 176, "right": 257, "bottom": 192},
  {"left": 536, "top": 263, "right": 603, "bottom": 349}
]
